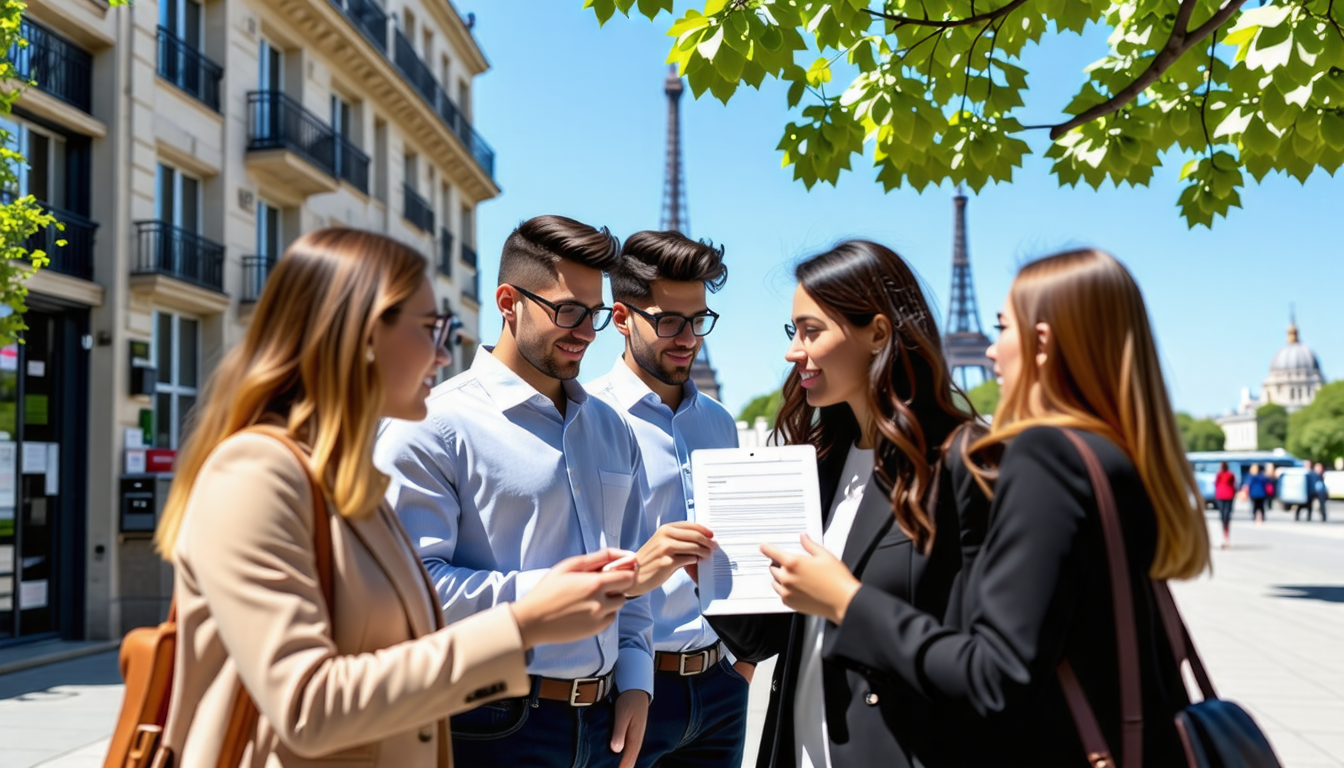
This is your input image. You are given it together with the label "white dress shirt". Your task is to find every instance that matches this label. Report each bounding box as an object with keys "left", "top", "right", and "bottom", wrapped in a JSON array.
[
  {"left": 794, "top": 443, "right": 873, "bottom": 768},
  {"left": 589, "top": 358, "right": 740, "bottom": 653},
  {"left": 375, "top": 348, "right": 654, "bottom": 696}
]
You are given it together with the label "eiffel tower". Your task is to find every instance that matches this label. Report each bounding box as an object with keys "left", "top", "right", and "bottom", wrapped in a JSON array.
[
  {"left": 944, "top": 190, "right": 994, "bottom": 390},
  {"left": 659, "top": 66, "right": 722, "bottom": 401}
]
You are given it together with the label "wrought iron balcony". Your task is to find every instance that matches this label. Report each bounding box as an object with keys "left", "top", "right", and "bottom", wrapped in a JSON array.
[
  {"left": 11, "top": 18, "right": 92, "bottom": 113},
  {"left": 335, "top": 135, "right": 370, "bottom": 194},
  {"left": 26, "top": 203, "right": 96, "bottom": 281},
  {"left": 157, "top": 27, "right": 223, "bottom": 112},
  {"left": 403, "top": 184, "right": 433, "bottom": 233},
  {"left": 438, "top": 228, "right": 454, "bottom": 278},
  {"left": 393, "top": 31, "right": 438, "bottom": 108},
  {"left": 460, "top": 243, "right": 477, "bottom": 269},
  {"left": 247, "top": 91, "right": 337, "bottom": 176},
  {"left": 133, "top": 220, "right": 226, "bottom": 293},
  {"left": 241, "top": 254, "right": 276, "bottom": 303},
  {"left": 392, "top": 30, "right": 496, "bottom": 180},
  {"left": 331, "top": 0, "right": 388, "bottom": 52}
]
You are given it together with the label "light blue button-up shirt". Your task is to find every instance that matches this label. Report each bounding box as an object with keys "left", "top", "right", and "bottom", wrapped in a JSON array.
[
  {"left": 375, "top": 349, "right": 654, "bottom": 696},
  {"left": 589, "top": 358, "right": 739, "bottom": 653}
]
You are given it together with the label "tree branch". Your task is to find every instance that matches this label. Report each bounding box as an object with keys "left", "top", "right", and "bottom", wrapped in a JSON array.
[
  {"left": 866, "top": 0, "right": 1031, "bottom": 29},
  {"left": 1048, "top": 0, "right": 1250, "bottom": 140}
]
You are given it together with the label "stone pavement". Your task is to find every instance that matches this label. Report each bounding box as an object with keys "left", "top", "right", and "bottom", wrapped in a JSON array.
[{"left": 1, "top": 501, "right": 1340, "bottom": 767}]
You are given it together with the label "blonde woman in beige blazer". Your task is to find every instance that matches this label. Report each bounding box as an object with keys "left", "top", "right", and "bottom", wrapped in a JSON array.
[{"left": 154, "top": 228, "right": 640, "bottom": 768}]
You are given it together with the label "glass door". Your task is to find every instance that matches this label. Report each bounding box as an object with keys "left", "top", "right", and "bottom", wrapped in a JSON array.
[{"left": 0, "top": 342, "right": 16, "bottom": 639}]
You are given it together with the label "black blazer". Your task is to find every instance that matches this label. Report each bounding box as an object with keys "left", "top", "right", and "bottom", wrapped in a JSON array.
[
  {"left": 710, "top": 432, "right": 990, "bottom": 768},
  {"left": 835, "top": 427, "right": 1192, "bottom": 767}
]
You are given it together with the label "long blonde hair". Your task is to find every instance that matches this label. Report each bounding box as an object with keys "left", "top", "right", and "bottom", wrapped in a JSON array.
[
  {"left": 972, "top": 249, "right": 1210, "bottom": 580},
  {"left": 155, "top": 228, "right": 429, "bottom": 558}
]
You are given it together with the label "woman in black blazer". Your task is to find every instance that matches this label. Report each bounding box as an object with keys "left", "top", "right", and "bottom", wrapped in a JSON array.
[
  {"left": 710, "top": 240, "right": 990, "bottom": 768},
  {"left": 767, "top": 248, "right": 1211, "bottom": 767}
]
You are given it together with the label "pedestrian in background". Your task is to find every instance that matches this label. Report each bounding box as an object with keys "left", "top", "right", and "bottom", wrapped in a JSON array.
[
  {"left": 759, "top": 248, "right": 1208, "bottom": 767},
  {"left": 590, "top": 230, "right": 750, "bottom": 768},
  {"left": 1215, "top": 460, "right": 1237, "bottom": 548},
  {"left": 1265, "top": 465, "right": 1279, "bottom": 515},
  {"left": 712, "top": 240, "right": 990, "bottom": 768},
  {"left": 1305, "top": 462, "right": 1329, "bottom": 522},
  {"left": 1242, "top": 464, "right": 1269, "bottom": 525},
  {"left": 152, "top": 228, "right": 636, "bottom": 768},
  {"left": 377, "top": 216, "right": 655, "bottom": 768}
]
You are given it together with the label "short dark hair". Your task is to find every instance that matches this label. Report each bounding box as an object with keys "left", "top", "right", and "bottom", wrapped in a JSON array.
[
  {"left": 498, "top": 215, "right": 622, "bottom": 288},
  {"left": 610, "top": 230, "right": 728, "bottom": 304}
]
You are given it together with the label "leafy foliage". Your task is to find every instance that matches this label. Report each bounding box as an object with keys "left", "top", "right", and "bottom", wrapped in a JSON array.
[
  {"left": 0, "top": 0, "right": 57, "bottom": 345},
  {"left": 967, "top": 378, "right": 1000, "bottom": 416},
  {"left": 1177, "top": 412, "right": 1226, "bottom": 451},
  {"left": 1257, "top": 401, "right": 1289, "bottom": 449},
  {"left": 1287, "top": 381, "right": 1344, "bottom": 463},
  {"left": 585, "top": 0, "right": 1344, "bottom": 228},
  {"left": 738, "top": 387, "right": 784, "bottom": 427}
]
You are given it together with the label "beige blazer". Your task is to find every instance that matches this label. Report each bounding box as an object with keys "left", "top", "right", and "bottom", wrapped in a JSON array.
[{"left": 163, "top": 432, "right": 529, "bottom": 768}]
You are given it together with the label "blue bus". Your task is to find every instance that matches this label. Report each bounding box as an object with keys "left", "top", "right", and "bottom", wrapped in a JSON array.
[{"left": 1186, "top": 450, "right": 1304, "bottom": 509}]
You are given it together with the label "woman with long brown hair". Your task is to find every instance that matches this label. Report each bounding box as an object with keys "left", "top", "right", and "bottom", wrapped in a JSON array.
[
  {"left": 766, "top": 248, "right": 1210, "bottom": 766},
  {"left": 710, "top": 240, "right": 988, "bottom": 768},
  {"left": 153, "top": 228, "right": 638, "bottom": 768}
]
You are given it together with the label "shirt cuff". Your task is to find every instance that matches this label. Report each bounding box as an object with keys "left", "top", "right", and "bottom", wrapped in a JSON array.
[
  {"left": 513, "top": 568, "right": 550, "bottom": 602},
  {"left": 614, "top": 646, "right": 654, "bottom": 698}
]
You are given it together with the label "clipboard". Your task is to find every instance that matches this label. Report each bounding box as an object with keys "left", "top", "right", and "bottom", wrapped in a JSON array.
[{"left": 690, "top": 445, "right": 823, "bottom": 615}]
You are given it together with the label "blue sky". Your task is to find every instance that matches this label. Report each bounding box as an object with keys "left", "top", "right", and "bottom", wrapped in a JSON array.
[{"left": 457, "top": 2, "right": 1343, "bottom": 420}]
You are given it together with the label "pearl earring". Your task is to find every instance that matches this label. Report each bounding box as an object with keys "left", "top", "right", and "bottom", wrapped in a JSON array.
[{"left": 366, "top": 348, "right": 376, "bottom": 363}]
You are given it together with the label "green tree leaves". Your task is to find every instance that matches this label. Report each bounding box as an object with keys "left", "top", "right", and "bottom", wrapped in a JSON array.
[
  {"left": 738, "top": 388, "right": 784, "bottom": 428},
  {"left": 1287, "top": 382, "right": 1344, "bottom": 463},
  {"left": 1257, "top": 402, "right": 1289, "bottom": 450},
  {"left": 1177, "top": 412, "right": 1227, "bottom": 451},
  {"left": 584, "top": 0, "right": 1344, "bottom": 228}
]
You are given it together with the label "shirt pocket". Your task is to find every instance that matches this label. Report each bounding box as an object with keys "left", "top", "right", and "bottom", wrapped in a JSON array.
[{"left": 598, "top": 469, "right": 634, "bottom": 544}]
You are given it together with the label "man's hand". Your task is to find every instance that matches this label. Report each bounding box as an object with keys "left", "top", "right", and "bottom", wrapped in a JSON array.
[
  {"left": 628, "top": 521, "right": 713, "bottom": 596},
  {"left": 610, "top": 689, "right": 650, "bottom": 768}
]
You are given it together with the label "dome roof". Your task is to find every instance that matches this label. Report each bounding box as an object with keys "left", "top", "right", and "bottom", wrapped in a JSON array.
[{"left": 1270, "top": 322, "right": 1321, "bottom": 373}]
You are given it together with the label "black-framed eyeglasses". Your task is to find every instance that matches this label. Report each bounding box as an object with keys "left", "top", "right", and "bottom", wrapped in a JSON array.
[
  {"left": 509, "top": 284, "right": 613, "bottom": 331},
  {"left": 432, "top": 313, "right": 456, "bottom": 350},
  {"left": 624, "top": 305, "right": 719, "bottom": 338},
  {"left": 785, "top": 323, "right": 797, "bottom": 341}
]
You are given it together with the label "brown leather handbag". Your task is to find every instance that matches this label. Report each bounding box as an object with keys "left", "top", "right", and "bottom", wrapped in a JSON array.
[
  {"left": 1054, "top": 429, "right": 1282, "bottom": 768},
  {"left": 103, "top": 427, "right": 334, "bottom": 768}
]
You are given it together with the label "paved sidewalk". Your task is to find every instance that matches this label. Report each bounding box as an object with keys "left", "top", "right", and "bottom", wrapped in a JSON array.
[{"left": 1, "top": 503, "right": 1339, "bottom": 767}]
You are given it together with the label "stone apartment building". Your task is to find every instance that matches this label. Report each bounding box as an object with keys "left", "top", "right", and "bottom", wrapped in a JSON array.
[{"left": 0, "top": 0, "right": 495, "bottom": 646}]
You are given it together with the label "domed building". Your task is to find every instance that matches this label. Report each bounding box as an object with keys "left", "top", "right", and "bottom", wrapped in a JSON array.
[{"left": 1217, "top": 315, "right": 1327, "bottom": 451}]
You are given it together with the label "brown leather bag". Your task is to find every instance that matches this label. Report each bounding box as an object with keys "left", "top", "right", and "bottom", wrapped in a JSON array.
[
  {"left": 1054, "top": 429, "right": 1282, "bottom": 768},
  {"left": 103, "top": 427, "right": 333, "bottom": 768}
]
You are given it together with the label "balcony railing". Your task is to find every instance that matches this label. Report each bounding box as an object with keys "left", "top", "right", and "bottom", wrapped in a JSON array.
[
  {"left": 26, "top": 203, "right": 96, "bottom": 281},
  {"left": 241, "top": 255, "right": 276, "bottom": 303},
  {"left": 157, "top": 27, "right": 224, "bottom": 112},
  {"left": 247, "top": 91, "right": 336, "bottom": 176},
  {"left": 391, "top": 30, "right": 496, "bottom": 180},
  {"left": 335, "top": 135, "right": 370, "bottom": 194},
  {"left": 403, "top": 184, "right": 433, "bottom": 233},
  {"left": 460, "top": 243, "right": 477, "bottom": 269},
  {"left": 438, "top": 228, "right": 453, "bottom": 278},
  {"left": 331, "top": 0, "right": 388, "bottom": 52},
  {"left": 463, "top": 269, "right": 479, "bottom": 304},
  {"left": 11, "top": 18, "right": 93, "bottom": 113},
  {"left": 133, "top": 220, "right": 226, "bottom": 292}
]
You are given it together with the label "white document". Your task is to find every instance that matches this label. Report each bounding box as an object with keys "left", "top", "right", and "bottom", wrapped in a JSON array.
[{"left": 691, "top": 445, "right": 823, "bottom": 615}]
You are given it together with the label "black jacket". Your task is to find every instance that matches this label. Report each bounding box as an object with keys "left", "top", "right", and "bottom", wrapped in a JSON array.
[
  {"left": 710, "top": 434, "right": 990, "bottom": 768},
  {"left": 833, "top": 427, "right": 1192, "bottom": 767}
]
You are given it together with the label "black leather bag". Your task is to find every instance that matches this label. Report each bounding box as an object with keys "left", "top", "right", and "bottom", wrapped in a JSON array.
[{"left": 1054, "top": 429, "right": 1282, "bottom": 768}]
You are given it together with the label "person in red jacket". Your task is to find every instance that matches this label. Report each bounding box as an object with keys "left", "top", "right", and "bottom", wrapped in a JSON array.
[{"left": 1214, "top": 461, "right": 1237, "bottom": 548}]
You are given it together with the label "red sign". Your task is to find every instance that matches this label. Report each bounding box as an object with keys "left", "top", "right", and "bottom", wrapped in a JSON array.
[{"left": 146, "top": 449, "right": 177, "bottom": 474}]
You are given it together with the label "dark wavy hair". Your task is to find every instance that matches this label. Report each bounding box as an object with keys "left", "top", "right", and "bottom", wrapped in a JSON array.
[
  {"left": 775, "top": 240, "right": 976, "bottom": 552},
  {"left": 610, "top": 230, "right": 728, "bottom": 303}
]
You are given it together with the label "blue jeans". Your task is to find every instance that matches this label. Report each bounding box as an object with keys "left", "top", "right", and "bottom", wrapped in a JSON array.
[
  {"left": 450, "top": 680, "right": 623, "bottom": 768},
  {"left": 635, "top": 656, "right": 750, "bottom": 768}
]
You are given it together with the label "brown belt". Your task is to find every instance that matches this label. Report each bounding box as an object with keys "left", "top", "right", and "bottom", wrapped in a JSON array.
[
  {"left": 655, "top": 643, "right": 722, "bottom": 676},
  {"left": 535, "top": 672, "right": 614, "bottom": 707}
]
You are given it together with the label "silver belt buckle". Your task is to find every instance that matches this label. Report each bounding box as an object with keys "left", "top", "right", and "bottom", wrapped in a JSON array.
[
  {"left": 569, "top": 676, "right": 604, "bottom": 707},
  {"left": 679, "top": 648, "right": 711, "bottom": 676}
]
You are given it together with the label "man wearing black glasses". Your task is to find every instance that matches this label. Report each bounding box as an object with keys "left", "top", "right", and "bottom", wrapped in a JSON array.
[
  {"left": 377, "top": 215, "right": 655, "bottom": 768},
  {"left": 590, "top": 231, "right": 752, "bottom": 768}
]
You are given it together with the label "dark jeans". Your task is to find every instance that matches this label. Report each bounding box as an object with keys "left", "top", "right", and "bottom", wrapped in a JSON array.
[
  {"left": 1251, "top": 497, "right": 1267, "bottom": 521},
  {"left": 636, "top": 657, "right": 750, "bottom": 768},
  {"left": 1217, "top": 498, "right": 1235, "bottom": 530},
  {"left": 451, "top": 680, "right": 623, "bottom": 768},
  {"left": 1299, "top": 496, "right": 1329, "bottom": 521}
]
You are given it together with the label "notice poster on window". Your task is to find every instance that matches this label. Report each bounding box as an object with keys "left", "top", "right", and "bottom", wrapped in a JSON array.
[
  {"left": 20, "top": 578, "right": 48, "bottom": 609},
  {"left": 0, "top": 441, "right": 15, "bottom": 509}
]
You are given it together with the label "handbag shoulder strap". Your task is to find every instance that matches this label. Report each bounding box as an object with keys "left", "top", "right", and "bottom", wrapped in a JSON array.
[
  {"left": 1152, "top": 579, "right": 1216, "bottom": 700},
  {"left": 215, "top": 425, "right": 335, "bottom": 768},
  {"left": 1055, "top": 429, "right": 1144, "bottom": 768}
]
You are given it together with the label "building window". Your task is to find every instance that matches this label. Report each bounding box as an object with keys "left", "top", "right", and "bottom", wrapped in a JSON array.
[
  {"left": 373, "top": 118, "right": 388, "bottom": 202},
  {"left": 160, "top": 0, "right": 203, "bottom": 48},
  {"left": 154, "top": 311, "right": 200, "bottom": 449},
  {"left": 259, "top": 39, "right": 283, "bottom": 91},
  {"left": 1, "top": 117, "right": 67, "bottom": 206},
  {"left": 404, "top": 152, "right": 418, "bottom": 191},
  {"left": 156, "top": 163, "right": 201, "bottom": 232}
]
